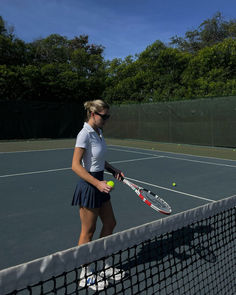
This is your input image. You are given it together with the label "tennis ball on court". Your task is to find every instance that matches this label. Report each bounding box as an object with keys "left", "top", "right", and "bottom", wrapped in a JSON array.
[
  {"left": 172, "top": 182, "right": 176, "bottom": 187},
  {"left": 107, "top": 181, "right": 115, "bottom": 188}
]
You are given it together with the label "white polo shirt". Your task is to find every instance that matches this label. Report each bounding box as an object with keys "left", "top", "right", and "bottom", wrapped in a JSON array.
[{"left": 75, "top": 122, "right": 107, "bottom": 172}]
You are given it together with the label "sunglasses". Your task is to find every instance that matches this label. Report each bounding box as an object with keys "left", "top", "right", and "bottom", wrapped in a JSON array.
[{"left": 95, "top": 112, "right": 110, "bottom": 120}]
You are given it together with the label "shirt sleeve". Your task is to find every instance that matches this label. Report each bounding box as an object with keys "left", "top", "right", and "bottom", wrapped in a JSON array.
[{"left": 75, "top": 130, "right": 89, "bottom": 149}]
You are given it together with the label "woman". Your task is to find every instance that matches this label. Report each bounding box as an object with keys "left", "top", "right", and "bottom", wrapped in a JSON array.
[{"left": 72, "top": 99, "right": 125, "bottom": 290}]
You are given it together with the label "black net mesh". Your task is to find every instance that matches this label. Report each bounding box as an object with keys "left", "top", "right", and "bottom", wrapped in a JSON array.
[{"left": 3, "top": 202, "right": 235, "bottom": 295}]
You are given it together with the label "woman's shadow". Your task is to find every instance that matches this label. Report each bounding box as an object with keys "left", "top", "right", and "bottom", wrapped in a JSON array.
[{"left": 122, "top": 224, "right": 217, "bottom": 272}]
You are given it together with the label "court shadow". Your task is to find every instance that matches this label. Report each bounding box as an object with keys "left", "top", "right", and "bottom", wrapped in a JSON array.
[{"left": 122, "top": 224, "right": 217, "bottom": 271}]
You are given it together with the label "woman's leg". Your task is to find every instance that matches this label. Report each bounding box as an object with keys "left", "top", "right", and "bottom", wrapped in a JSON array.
[
  {"left": 78, "top": 207, "right": 99, "bottom": 245},
  {"left": 98, "top": 201, "right": 126, "bottom": 280},
  {"left": 99, "top": 200, "right": 116, "bottom": 238}
]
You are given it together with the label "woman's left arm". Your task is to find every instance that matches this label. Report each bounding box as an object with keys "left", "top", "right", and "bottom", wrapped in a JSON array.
[{"left": 105, "top": 161, "right": 124, "bottom": 181}]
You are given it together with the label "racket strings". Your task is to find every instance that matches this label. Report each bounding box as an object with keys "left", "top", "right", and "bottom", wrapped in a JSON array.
[{"left": 141, "top": 189, "right": 171, "bottom": 211}]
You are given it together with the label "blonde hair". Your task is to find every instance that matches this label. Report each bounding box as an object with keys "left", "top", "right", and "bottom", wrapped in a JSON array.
[{"left": 84, "top": 99, "right": 109, "bottom": 119}]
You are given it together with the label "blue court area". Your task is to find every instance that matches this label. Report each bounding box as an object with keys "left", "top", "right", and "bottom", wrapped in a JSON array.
[{"left": 0, "top": 142, "right": 235, "bottom": 271}]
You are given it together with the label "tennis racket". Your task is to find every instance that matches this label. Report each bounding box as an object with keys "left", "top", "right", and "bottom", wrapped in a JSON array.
[{"left": 122, "top": 178, "right": 172, "bottom": 215}]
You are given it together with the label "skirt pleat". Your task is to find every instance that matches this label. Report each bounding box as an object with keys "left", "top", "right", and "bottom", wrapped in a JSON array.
[{"left": 71, "top": 171, "right": 110, "bottom": 208}]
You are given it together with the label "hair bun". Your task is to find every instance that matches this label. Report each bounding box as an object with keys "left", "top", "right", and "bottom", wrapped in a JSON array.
[
  {"left": 83, "top": 99, "right": 109, "bottom": 120},
  {"left": 84, "top": 101, "right": 92, "bottom": 110}
]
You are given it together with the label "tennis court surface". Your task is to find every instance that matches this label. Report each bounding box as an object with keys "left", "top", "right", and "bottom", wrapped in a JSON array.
[{"left": 0, "top": 139, "right": 235, "bottom": 294}]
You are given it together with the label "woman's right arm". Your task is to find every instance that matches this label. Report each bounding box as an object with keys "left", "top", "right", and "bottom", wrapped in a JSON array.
[{"left": 72, "top": 147, "right": 111, "bottom": 193}]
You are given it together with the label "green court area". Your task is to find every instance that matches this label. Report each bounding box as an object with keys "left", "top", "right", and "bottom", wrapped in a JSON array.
[
  {"left": 1, "top": 138, "right": 236, "bottom": 160},
  {"left": 0, "top": 138, "right": 235, "bottom": 294}
]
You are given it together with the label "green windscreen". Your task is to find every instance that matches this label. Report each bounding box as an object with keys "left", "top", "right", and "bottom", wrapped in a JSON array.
[{"left": 104, "top": 96, "right": 236, "bottom": 147}]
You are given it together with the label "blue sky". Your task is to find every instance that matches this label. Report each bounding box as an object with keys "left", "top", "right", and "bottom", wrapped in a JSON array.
[{"left": 1, "top": 0, "right": 235, "bottom": 60}]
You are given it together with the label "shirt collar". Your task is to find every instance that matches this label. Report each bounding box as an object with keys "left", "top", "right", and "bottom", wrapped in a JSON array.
[{"left": 83, "top": 122, "right": 102, "bottom": 135}]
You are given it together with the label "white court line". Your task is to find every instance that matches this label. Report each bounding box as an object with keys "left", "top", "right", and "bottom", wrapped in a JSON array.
[
  {"left": 0, "top": 154, "right": 229, "bottom": 204},
  {"left": 1, "top": 144, "right": 235, "bottom": 167},
  {"left": 0, "top": 156, "right": 161, "bottom": 178},
  {"left": 108, "top": 146, "right": 236, "bottom": 168},
  {"left": 164, "top": 156, "right": 236, "bottom": 168},
  {"left": 110, "top": 156, "right": 163, "bottom": 164},
  {"left": 105, "top": 172, "right": 215, "bottom": 203},
  {"left": 108, "top": 144, "right": 236, "bottom": 163},
  {"left": 108, "top": 147, "right": 163, "bottom": 157},
  {"left": 0, "top": 148, "right": 72, "bottom": 154},
  {"left": 0, "top": 167, "right": 71, "bottom": 178}
]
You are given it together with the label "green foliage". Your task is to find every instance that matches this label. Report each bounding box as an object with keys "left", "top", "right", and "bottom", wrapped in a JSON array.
[
  {"left": 0, "top": 35, "right": 30, "bottom": 65},
  {"left": 103, "top": 41, "right": 192, "bottom": 103},
  {"left": 0, "top": 65, "right": 20, "bottom": 100},
  {"left": 0, "top": 18, "right": 106, "bottom": 101},
  {"left": 170, "top": 12, "right": 236, "bottom": 53},
  {"left": 103, "top": 31, "right": 235, "bottom": 103},
  {"left": 31, "top": 34, "right": 70, "bottom": 64},
  {"left": 182, "top": 38, "right": 236, "bottom": 97},
  {"left": 0, "top": 13, "right": 235, "bottom": 103}
]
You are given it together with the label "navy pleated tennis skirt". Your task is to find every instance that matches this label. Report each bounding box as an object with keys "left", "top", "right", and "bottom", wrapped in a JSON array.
[{"left": 71, "top": 171, "right": 111, "bottom": 208}]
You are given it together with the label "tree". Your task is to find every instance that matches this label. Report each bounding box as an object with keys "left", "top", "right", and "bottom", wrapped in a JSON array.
[
  {"left": 0, "top": 16, "right": 14, "bottom": 38},
  {"left": 182, "top": 38, "right": 236, "bottom": 97},
  {"left": 0, "top": 16, "right": 7, "bottom": 36},
  {"left": 69, "top": 35, "right": 104, "bottom": 56},
  {"left": 31, "top": 34, "right": 70, "bottom": 64},
  {"left": 1, "top": 13, "right": 235, "bottom": 103},
  {"left": 170, "top": 12, "right": 236, "bottom": 53}
]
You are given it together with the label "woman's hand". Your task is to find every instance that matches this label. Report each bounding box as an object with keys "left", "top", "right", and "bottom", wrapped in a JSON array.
[
  {"left": 105, "top": 161, "right": 125, "bottom": 181},
  {"left": 112, "top": 169, "right": 124, "bottom": 181},
  {"left": 96, "top": 181, "right": 112, "bottom": 193}
]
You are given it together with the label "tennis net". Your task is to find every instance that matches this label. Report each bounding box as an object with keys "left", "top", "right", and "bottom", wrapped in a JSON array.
[{"left": 0, "top": 195, "right": 235, "bottom": 295}]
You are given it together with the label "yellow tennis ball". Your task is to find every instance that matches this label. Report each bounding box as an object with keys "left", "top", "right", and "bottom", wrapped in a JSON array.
[
  {"left": 172, "top": 182, "right": 176, "bottom": 187},
  {"left": 107, "top": 181, "right": 115, "bottom": 188}
]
